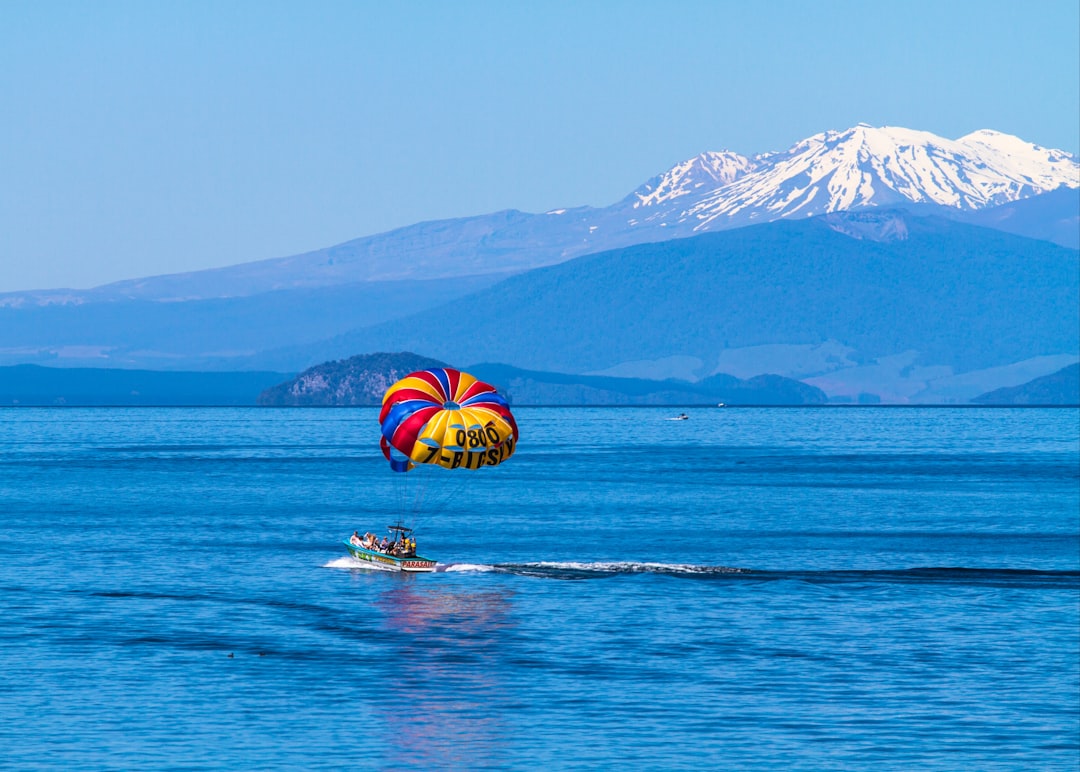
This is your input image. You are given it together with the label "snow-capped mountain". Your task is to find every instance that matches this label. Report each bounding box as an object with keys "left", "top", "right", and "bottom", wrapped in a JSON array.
[
  {"left": 625, "top": 151, "right": 755, "bottom": 211},
  {"left": 627, "top": 124, "right": 1078, "bottom": 232},
  {"left": 4, "top": 124, "right": 1076, "bottom": 309},
  {"left": 3, "top": 124, "right": 1077, "bottom": 396}
]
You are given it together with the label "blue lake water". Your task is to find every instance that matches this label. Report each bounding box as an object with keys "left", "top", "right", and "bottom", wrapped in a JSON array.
[{"left": 1, "top": 407, "right": 1077, "bottom": 770}]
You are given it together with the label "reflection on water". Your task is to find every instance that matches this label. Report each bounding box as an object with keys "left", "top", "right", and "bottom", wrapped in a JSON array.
[{"left": 374, "top": 580, "right": 515, "bottom": 767}]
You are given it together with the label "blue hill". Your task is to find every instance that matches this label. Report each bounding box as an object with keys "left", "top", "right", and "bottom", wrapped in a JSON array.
[
  {"left": 959, "top": 186, "right": 1079, "bottom": 249},
  {"left": 253, "top": 357, "right": 826, "bottom": 406},
  {"left": 465, "top": 363, "right": 827, "bottom": 405},
  {"left": 0, "top": 274, "right": 504, "bottom": 369},
  {"left": 296, "top": 212, "right": 1078, "bottom": 396},
  {"left": 971, "top": 363, "right": 1080, "bottom": 405}
]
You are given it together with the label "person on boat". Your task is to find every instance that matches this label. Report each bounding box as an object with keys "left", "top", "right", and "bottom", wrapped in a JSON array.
[
  {"left": 381, "top": 536, "right": 389, "bottom": 551},
  {"left": 349, "top": 531, "right": 362, "bottom": 547}
]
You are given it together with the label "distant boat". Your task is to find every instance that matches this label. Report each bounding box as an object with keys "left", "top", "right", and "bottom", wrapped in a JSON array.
[
  {"left": 667, "top": 413, "right": 690, "bottom": 421},
  {"left": 717, "top": 402, "right": 726, "bottom": 407}
]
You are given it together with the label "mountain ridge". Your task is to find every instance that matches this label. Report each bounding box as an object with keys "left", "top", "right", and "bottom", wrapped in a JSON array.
[
  {"left": 971, "top": 363, "right": 1080, "bottom": 405},
  {"left": 3, "top": 209, "right": 1074, "bottom": 403},
  {"left": 256, "top": 352, "right": 449, "bottom": 406},
  {"left": 254, "top": 356, "right": 829, "bottom": 407},
  {"left": 292, "top": 211, "right": 1077, "bottom": 404},
  {"left": 465, "top": 364, "right": 827, "bottom": 406},
  {"left": 5, "top": 124, "right": 1076, "bottom": 305}
]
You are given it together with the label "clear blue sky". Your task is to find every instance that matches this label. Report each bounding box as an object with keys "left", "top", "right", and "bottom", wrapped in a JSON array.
[{"left": 1, "top": 0, "right": 1077, "bottom": 292}]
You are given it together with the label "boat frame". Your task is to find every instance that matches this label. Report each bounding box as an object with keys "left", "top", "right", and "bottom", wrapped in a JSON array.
[{"left": 343, "top": 525, "right": 436, "bottom": 572}]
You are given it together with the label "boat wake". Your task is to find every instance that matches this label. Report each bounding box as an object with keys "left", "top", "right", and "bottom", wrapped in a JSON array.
[
  {"left": 440, "top": 563, "right": 498, "bottom": 573},
  {"left": 499, "top": 565, "right": 1080, "bottom": 587},
  {"left": 324, "top": 556, "right": 361, "bottom": 569},
  {"left": 323, "top": 556, "right": 400, "bottom": 572},
  {"left": 326, "top": 557, "right": 1078, "bottom": 588},
  {"left": 324, "top": 558, "right": 742, "bottom": 576},
  {"left": 494, "top": 561, "right": 748, "bottom": 579}
]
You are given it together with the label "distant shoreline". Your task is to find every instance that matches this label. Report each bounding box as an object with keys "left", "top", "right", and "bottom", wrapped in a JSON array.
[
  {"left": 3, "top": 360, "right": 1076, "bottom": 407},
  {"left": 2, "top": 404, "right": 1077, "bottom": 409}
]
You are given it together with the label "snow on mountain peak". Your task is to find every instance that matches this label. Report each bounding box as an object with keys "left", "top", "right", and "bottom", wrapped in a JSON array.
[
  {"left": 956, "top": 130, "right": 1079, "bottom": 186},
  {"left": 642, "top": 124, "right": 1080, "bottom": 231},
  {"left": 629, "top": 151, "right": 755, "bottom": 209}
]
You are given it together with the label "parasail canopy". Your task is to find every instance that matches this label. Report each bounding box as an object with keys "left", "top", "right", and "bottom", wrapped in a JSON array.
[{"left": 379, "top": 368, "right": 518, "bottom": 473}]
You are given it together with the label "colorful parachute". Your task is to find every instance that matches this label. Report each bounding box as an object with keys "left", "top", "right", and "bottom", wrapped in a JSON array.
[{"left": 379, "top": 368, "right": 518, "bottom": 473}]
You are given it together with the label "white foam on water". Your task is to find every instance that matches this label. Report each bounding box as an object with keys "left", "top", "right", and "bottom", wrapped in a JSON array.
[
  {"left": 507, "top": 561, "right": 746, "bottom": 575},
  {"left": 323, "top": 556, "right": 362, "bottom": 569},
  {"left": 322, "top": 556, "right": 398, "bottom": 572},
  {"left": 439, "top": 563, "right": 497, "bottom": 573},
  {"left": 323, "top": 557, "right": 741, "bottom": 575}
]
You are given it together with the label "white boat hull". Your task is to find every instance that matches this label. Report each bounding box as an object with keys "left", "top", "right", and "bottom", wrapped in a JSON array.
[{"left": 344, "top": 541, "right": 437, "bottom": 572}]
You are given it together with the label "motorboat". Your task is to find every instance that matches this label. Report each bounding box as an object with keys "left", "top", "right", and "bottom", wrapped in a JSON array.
[{"left": 344, "top": 524, "right": 437, "bottom": 572}]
